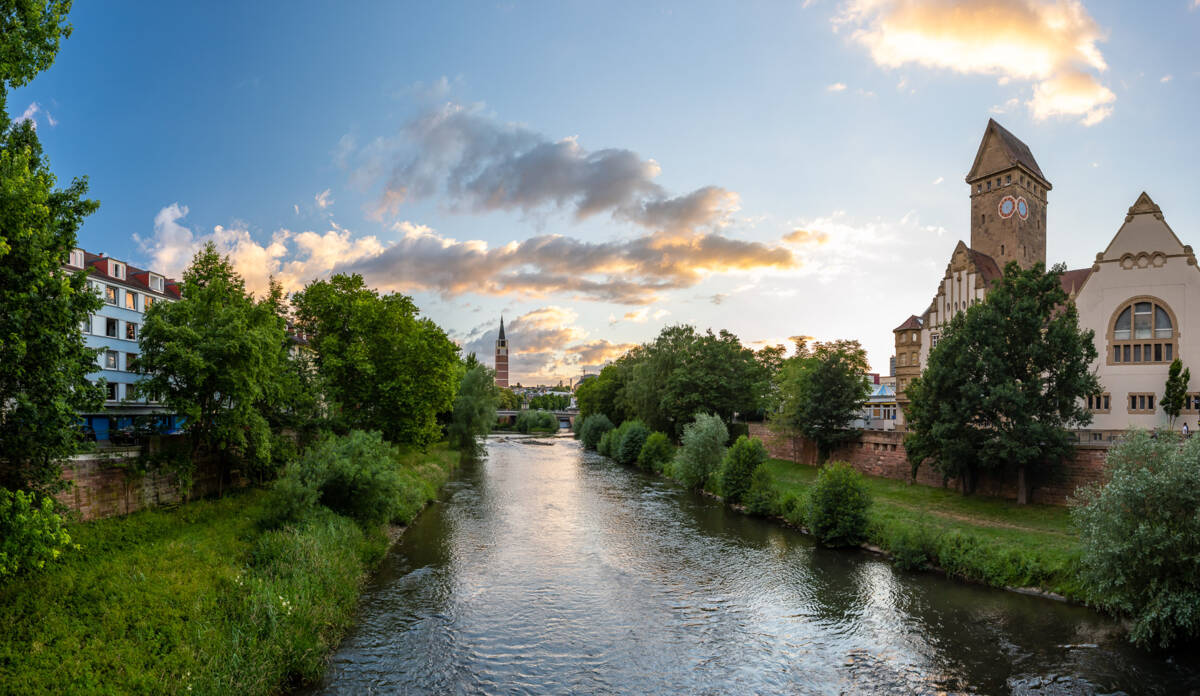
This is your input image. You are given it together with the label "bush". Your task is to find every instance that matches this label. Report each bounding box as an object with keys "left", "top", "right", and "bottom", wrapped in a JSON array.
[
  {"left": 806, "top": 462, "right": 871, "bottom": 547},
  {"left": 742, "top": 466, "right": 779, "bottom": 516},
  {"left": 637, "top": 432, "right": 673, "bottom": 473},
  {"left": 885, "top": 525, "right": 934, "bottom": 571},
  {"left": 726, "top": 422, "right": 750, "bottom": 445},
  {"left": 1072, "top": 430, "right": 1200, "bottom": 648},
  {"left": 597, "top": 430, "right": 615, "bottom": 458},
  {"left": 579, "top": 414, "right": 614, "bottom": 450},
  {"left": 573, "top": 414, "right": 589, "bottom": 440},
  {"left": 267, "top": 431, "right": 403, "bottom": 528},
  {"left": 614, "top": 420, "right": 651, "bottom": 467},
  {"left": 673, "top": 413, "right": 728, "bottom": 490},
  {"left": 515, "top": 410, "right": 558, "bottom": 434},
  {"left": 0, "top": 488, "right": 74, "bottom": 577},
  {"left": 719, "top": 436, "right": 768, "bottom": 504}
]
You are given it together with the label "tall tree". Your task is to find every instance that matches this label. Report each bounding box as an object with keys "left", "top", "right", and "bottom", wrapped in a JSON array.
[
  {"left": 905, "top": 262, "right": 1100, "bottom": 502},
  {"left": 135, "top": 244, "right": 285, "bottom": 483},
  {"left": 0, "top": 0, "right": 101, "bottom": 493},
  {"left": 292, "top": 273, "right": 458, "bottom": 447},
  {"left": 1161, "top": 358, "right": 1190, "bottom": 428},
  {"left": 772, "top": 338, "right": 869, "bottom": 464},
  {"left": 448, "top": 364, "right": 499, "bottom": 460}
]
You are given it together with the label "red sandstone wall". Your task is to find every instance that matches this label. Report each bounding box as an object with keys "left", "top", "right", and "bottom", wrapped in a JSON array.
[
  {"left": 55, "top": 445, "right": 229, "bottom": 521},
  {"left": 750, "top": 423, "right": 1107, "bottom": 505}
]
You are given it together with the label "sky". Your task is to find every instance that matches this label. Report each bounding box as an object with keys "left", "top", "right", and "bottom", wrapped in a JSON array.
[{"left": 12, "top": 0, "right": 1200, "bottom": 384}]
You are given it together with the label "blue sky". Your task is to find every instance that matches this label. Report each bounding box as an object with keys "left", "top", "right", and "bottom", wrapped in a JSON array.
[{"left": 13, "top": 0, "right": 1200, "bottom": 383}]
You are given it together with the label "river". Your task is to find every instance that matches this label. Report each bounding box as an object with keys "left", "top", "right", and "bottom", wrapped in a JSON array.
[{"left": 303, "top": 434, "right": 1200, "bottom": 695}]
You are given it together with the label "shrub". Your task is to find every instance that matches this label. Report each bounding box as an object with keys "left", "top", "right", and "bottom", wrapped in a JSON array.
[
  {"left": 741, "top": 466, "right": 779, "bottom": 516},
  {"left": 0, "top": 488, "right": 74, "bottom": 577},
  {"left": 597, "top": 430, "right": 615, "bottom": 458},
  {"left": 515, "top": 409, "right": 558, "bottom": 434},
  {"left": 573, "top": 414, "right": 588, "bottom": 440},
  {"left": 614, "top": 420, "right": 651, "bottom": 467},
  {"left": 267, "top": 431, "right": 403, "bottom": 528},
  {"left": 1072, "top": 430, "right": 1200, "bottom": 648},
  {"left": 806, "top": 462, "right": 871, "bottom": 547},
  {"left": 579, "top": 414, "right": 614, "bottom": 450},
  {"left": 719, "top": 436, "right": 768, "bottom": 504},
  {"left": 726, "top": 422, "right": 750, "bottom": 445},
  {"left": 637, "top": 432, "right": 673, "bottom": 473},
  {"left": 885, "top": 524, "right": 934, "bottom": 571},
  {"left": 673, "top": 413, "right": 728, "bottom": 490}
]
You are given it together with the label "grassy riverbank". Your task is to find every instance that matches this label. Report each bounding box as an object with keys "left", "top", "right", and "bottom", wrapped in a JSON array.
[{"left": 0, "top": 443, "right": 458, "bottom": 695}]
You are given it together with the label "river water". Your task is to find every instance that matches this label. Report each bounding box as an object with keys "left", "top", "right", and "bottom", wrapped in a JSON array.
[{"left": 304, "top": 434, "right": 1200, "bottom": 695}]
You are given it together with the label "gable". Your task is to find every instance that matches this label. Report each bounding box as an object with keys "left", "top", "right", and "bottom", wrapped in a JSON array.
[
  {"left": 1099, "top": 192, "right": 1189, "bottom": 261},
  {"left": 965, "top": 119, "right": 1050, "bottom": 188}
]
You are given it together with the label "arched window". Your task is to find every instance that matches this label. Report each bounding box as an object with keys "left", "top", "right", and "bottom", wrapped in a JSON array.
[{"left": 1110, "top": 298, "right": 1177, "bottom": 365}]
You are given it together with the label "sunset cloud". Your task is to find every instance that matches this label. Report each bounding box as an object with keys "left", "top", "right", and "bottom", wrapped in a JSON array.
[{"left": 836, "top": 0, "right": 1115, "bottom": 125}]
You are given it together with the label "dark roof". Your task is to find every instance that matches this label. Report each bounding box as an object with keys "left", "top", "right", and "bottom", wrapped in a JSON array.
[
  {"left": 966, "top": 118, "right": 1050, "bottom": 188},
  {"left": 966, "top": 248, "right": 1003, "bottom": 286},
  {"left": 894, "top": 314, "right": 922, "bottom": 332},
  {"left": 76, "top": 250, "right": 181, "bottom": 299},
  {"left": 498, "top": 316, "right": 505, "bottom": 341},
  {"left": 1059, "top": 268, "right": 1092, "bottom": 296}
]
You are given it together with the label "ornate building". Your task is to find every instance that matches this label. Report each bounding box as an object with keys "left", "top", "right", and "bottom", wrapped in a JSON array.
[{"left": 494, "top": 317, "right": 509, "bottom": 388}]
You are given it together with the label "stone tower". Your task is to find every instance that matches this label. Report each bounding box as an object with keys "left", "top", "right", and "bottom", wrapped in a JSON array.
[
  {"left": 965, "top": 119, "right": 1051, "bottom": 271},
  {"left": 494, "top": 317, "right": 509, "bottom": 388}
]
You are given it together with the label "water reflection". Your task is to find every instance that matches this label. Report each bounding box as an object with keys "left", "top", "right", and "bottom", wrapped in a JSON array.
[{"left": 303, "top": 435, "right": 1200, "bottom": 695}]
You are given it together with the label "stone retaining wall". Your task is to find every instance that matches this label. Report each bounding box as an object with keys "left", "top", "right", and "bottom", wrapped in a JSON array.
[{"left": 750, "top": 424, "right": 1108, "bottom": 505}]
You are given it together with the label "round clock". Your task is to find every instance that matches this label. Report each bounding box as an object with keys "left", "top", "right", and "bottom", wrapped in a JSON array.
[
  {"left": 998, "top": 196, "right": 1016, "bottom": 218},
  {"left": 1016, "top": 197, "right": 1029, "bottom": 219}
]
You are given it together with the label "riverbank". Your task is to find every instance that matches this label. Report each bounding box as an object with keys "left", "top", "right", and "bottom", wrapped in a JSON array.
[{"left": 0, "top": 443, "right": 458, "bottom": 695}]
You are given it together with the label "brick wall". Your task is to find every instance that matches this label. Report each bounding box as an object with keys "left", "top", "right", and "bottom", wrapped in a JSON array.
[{"left": 750, "top": 423, "right": 1108, "bottom": 505}]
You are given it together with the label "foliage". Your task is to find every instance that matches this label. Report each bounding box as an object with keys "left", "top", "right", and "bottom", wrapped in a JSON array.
[
  {"left": 268, "top": 431, "right": 404, "bottom": 528},
  {"left": 771, "top": 338, "right": 869, "bottom": 465},
  {"left": 741, "top": 466, "right": 780, "bottom": 516},
  {"left": 805, "top": 463, "right": 871, "bottom": 547},
  {"left": 904, "top": 262, "right": 1100, "bottom": 501},
  {"left": 292, "top": 273, "right": 459, "bottom": 448},
  {"left": 1161, "top": 358, "right": 1191, "bottom": 428},
  {"left": 719, "top": 435, "right": 768, "bottom": 504},
  {"left": 578, "top": 414, "right": 614, "bottom": 450},
  {"left": 528, "top": 393, "right": 570, "bottom": 411},
  {"left": 597, "top": 429, "right": 615, "bottom": 458},
  {"left": 575, "top": 362, "right": 634, "bottom": 425},
  {"left": 0, "top": 488, "right": 74, "bottom": 577},
  {"left": 497, "top": 387, "right": 520, "bottom": 410},
  {"left": 448, "top": 364, "right": 498, "bottom": 460},
  {"left": 613, "top": 419, "right": 650, "bottom": 467},
  {"left": 135, "top": 244, "right": 286, "bottom": 483},
  {"left": 515, "top": 409, "right": 558, "bottom": 434},
  {"left": 672, "top": 413, "right": 728, "bottom": 490},
  {"left": 1072, "top": 430, "right": 1200, "bottom": 648},
  {"left": 0, "top": 0, "right": 74, "bottom": 117},
  {"left": 637, "top": 431, "right": 674, "bottom": 474}
]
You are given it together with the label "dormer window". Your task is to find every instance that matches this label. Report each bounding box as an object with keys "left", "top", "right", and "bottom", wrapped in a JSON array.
[
  {"left": 149, "top": 274, "right": 164, "bottom": 292},
  {"left": 68, "top": 249, "right": 85, "bottom": 267},
  {"left": 110, "top": 260, "right": 126, "bottom": 279}
]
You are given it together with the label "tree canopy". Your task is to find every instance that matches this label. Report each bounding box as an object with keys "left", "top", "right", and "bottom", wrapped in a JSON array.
[
  {"left": 771, "top": 338, "right": 869, "bottom": 464},
  {"left": 904, "top": 262, "right": 1100, "bottom": 501}
]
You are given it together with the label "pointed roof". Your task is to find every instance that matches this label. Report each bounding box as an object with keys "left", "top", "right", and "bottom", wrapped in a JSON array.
[
  {"left": 965, "top": 118, "right": 1050, "bottom": 188},
  {"left": 1059, "top": 268, "right": 1092, "bottom": 297},
  {"left": 498, "top": 316, "right": 505, "bottom": 341},
  {"left": 1127, "top": 191, "right": 1162, "bottom": 217},
  {"left": 966, "top": 247, "right": 1003, "bottom": 285},
  {"left": 894, "top": 314, "right": 922, "bottom": 332}
]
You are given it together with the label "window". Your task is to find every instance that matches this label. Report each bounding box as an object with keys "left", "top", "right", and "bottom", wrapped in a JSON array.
[
  {"left": 912, "top": 331, "right": 918, "bottom": 342},
  {"left": 1128, "top": 393, "right": 1156, "bottom": 414},
  {"left": 930, "top": 333, "right": 940, "bottom": 348},
  {"left": 898, "top": 354, "right": 907, "bottom": 367},
  {"left": 105, "top": 317, "right": 118, "bottom": 337},
  {"left": 110, "top": 260, "right": 125, "bottom": 279},
  {"left": 976, "top": 184, "right": 981, "bottom": 193},
  {"left": 80, "top": 316, "right": 91, "bottom": 334},
  {"left": 68, "top": 249, "right": 85, "bottom": 267},
  {"left": 1001, "top": 244, "right": 1005, "bottom": 255},
  {"left": 125, "top": 322, "right": 137, "bottom": 340},
  {"left": 1006, "top": 174, "right": 1011, "bottom": 184},
  {"left": 1087, "top": 393, "right": 1111, "bottom": 413},
  {"left": 126, "top": 353, "right": 138, "bottom": 373},
  {"left": 910, "top": 352, "right": 918, "bottom": 366},
  {"left": 144, "top": 295, "right": 155, "bottom": 310},
  {"left": 106, "top": 382, "right": 119, "bottom": 401},
  {"left": 105, "top": 285, "right": 117, "bottom": 304},
  {"left": 987, "top": 181, "right": 992, "bottom": 191},
  {"left": 1183, "top": 393, "right": 1200, "bottom": 413},
  {"left": 1110, "top": 298, "right": 1176, "bottom": 364},
  {"left": 899, "top": 332, "right": 906, "bottom": 343},
  {"left": 104, "top": 350, "right": 119, "bottom": 369},
  {"left": 126, "top": 290, "right": 138, "bottom": 310},
  {"left": 149, "top": 274, "right": 164, "bottom": 292}
]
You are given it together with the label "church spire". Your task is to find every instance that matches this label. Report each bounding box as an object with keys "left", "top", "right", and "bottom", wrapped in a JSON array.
[{"left": 498, "top": 315, "right": 505, "bottom": 340}]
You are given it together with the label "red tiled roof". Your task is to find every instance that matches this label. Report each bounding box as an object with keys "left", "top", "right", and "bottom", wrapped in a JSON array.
[
  {"left": 894, "top": 314, "right": 922, "bottom": 332},
  {"left": 966, "top": 248, "right": 1004, "bottom": 287},
  {"left": 77, "top": 251, "right": 182, "bottom": 299},
  {"left": 1059, "top": 267, "right": 1092, "bottom": 297}
]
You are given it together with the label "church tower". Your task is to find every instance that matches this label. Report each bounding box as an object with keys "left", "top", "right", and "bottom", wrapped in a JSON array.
[
  {"left": 494, "top": 317, "right": 509, "bottom": 388},
  {"left": 965, "top": 119, "right": 1051, "bottom": 270}
]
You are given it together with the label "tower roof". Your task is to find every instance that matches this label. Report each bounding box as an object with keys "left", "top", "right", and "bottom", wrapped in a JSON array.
[
  {"left": 965, "top": 118, "right": 1050, "bottom": 189},
  {"left": 498, "top": 316, "right": 505, "bottom": 341}
]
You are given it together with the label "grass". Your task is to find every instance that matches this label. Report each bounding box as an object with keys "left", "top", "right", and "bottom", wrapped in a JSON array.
[
  {"left": 759, "top": 458, "right": 1085, "bottom": 598},
  {"left": 0, "top": 442, "right": 458, "bottom": 695}
]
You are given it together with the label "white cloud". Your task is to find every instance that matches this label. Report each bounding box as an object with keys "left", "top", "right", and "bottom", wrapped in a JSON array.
[
  {"left": 1161, "top": 74, "right": 1173, "bottom": 83},
  {"left": 314, "top": 189, "right": 333, "bottom": 209},
  {"left": 827, "top": 82, "right": 848, "bottom": 92},
  {"left": 989, "top": 97, "right": 1020, "bottom": 114},
  {"left": 14, "top": 102, "right": 55, "bottom": 129},
  {"left": 836, "top": 0, "right": 1116, "bottom": 125},
  {"left": 932, "top": 176, "right": 944, "bottom": 185}
]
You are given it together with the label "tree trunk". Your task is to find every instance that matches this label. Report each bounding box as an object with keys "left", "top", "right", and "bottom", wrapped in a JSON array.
[{"left": 1016, "top": 464, "right": 1028, "bottom": 505}]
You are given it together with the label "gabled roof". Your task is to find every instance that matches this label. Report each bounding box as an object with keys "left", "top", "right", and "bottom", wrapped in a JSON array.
[
  {"left": 894, "top": 314, "right": 922, "bottom": 332},
  {"left": 966, "top": 248, "right": 1003, "bottom": 286},
  {"left": 1127, "top": 191, "right": 1162, "bottom": 217},
  {"left": 965, "top": 118, "right": 1050, "bottom": 188},
  {"left": 1059, "top": 268, "right": 1092, "bottom": 297},
  {"left": 80, "top": 251, "right": 181, "bottom": 299}
]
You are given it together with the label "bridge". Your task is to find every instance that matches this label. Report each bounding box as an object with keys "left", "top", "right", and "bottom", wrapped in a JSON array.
[{"left": 496, "top": 409, "right": 578, "bottom": 427}]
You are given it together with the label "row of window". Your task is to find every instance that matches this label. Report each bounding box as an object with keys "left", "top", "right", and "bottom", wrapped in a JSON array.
[
  {"left": 897, "top": 330, "right": 919, "bottom": 343},
  {"left": 975, "top": 173, "right": 1041, "bottom": 195},
  {"left": 897, "top": 352, "right": 919, "bottom": 368},
  {"left": 868, "top": 406, "right": 898, "bottom": 420},
  {"left": 83, "top": 316, "right": 138, "bottom": 341},
  {"left": 102, "top": 350, "right": 139, "bottom": 372},
  {"left": 1086, "top": 392, "right": 1200, "bottom": 415},
  {"left": 91, "top": 281, "right": 158, "bottom": 313}
]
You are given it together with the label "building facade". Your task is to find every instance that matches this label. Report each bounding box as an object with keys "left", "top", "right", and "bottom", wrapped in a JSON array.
[
  {"left": 494, "top": 317, "right": 509, "bottom": 388},
  {"left": 68, "top": 249, "right": 181, "bottom": 441}
]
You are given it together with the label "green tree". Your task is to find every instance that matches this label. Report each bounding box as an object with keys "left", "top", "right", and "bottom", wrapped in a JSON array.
[
  {"left": 905, "top": 262, "right": 1100, "bottom": 502},
  {"left": 575, "top": 361, "right": 634, "bottom": 424},
  {"left": 0, "top": 1, "right": 100, "bottom": 493},
  {"left": 719, "top": 435, "right": 768, "bottom": 504},
  {"left": 772, "top": 338, "right": 869, "bottom": 465},
  {"left": 135, "top": 244, "right": 285, "bottom": 485},
  {"left": 1161, "top": 358, "right": 1190, "bottom": 428},
  {"left": 292, "top": 274, "right": 458, "bottom": 448},
  {"left": 497, "top": 387, "right": 520, "bottom": 410},
  {"left": 448, "top": 364, "right": 498, "bottom": 459},
  {"left": 673, "top": 412, "right": 728, "bottom": 490}
]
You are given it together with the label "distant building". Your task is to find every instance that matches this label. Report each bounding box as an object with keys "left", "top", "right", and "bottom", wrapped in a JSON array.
[
  {"left": 494, "top": 317, "right": 509, "bottom": 388},
  {"left": 68, "top": 249, "right": 182, "bottom": 441},
  {"left": 853, "top": 383, "right": 898, "bottom": 431}
]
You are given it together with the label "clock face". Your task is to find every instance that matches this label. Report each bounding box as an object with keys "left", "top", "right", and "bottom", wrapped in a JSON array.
[
  {"left": 1016, "top": 197, "right": 1029, "bottom": 219},
  {"left": 998, "top": 196, "right": 1016, "bottom": 219}
]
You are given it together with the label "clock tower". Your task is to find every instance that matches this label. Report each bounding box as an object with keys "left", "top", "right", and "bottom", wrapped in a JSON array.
[
  {"left": 494, "top": 317, "right": 509, "bottom": 388},
  {"left": 966, "top": 119, "right": 1051, "bottom": 270}
]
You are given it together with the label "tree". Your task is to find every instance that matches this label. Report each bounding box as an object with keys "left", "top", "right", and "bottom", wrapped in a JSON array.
[
  {"left": 575, "top": 361, "right": 634, "bottom": 425},
  {"left": 292, "top": 274, "right": 458, "bottom": 448},
  {"left": 497, "top": 387, "right": 520, "bottom": 410},
  {"left": 673, "top": 413, "right": 728, "bottom": 490},
  {"left": 904, "top": 262, "right": 1100, "bottom": 502},
  {"left": 448, "top": 364, "right": 498, "bottom": 460},
  {"left": 1161, "top": 358, "right": 1190, "bottom": 428},
  {"left": 0, "top": 1, "right": 102, "bottom": 494},
  {"left": 135, "top": 244, "right": 285, "bottom": 484},
  {"left": 772, "top": 338, "right": 869, "bottom": 465}
]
